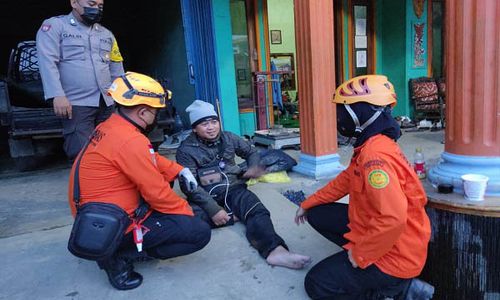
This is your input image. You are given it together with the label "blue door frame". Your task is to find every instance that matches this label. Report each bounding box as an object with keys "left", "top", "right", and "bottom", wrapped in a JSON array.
[{"left": 180, "top": 0, "right": 220, "bottom": 107}]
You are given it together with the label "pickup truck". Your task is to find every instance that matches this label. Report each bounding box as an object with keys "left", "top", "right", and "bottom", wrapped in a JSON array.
[
  {"left": 0, "top": 41, "right": 175, "bottom": 171},
  {"left": 0, "top": 41, "right": 62, "bottom": 170}
]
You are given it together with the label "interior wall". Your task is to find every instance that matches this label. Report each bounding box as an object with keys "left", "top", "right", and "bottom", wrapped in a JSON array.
[
  {"left": 107, "top": 0, "right": 195, "bottom": 127},
  {"left": 404, "top": 0, "right": 429, "bottom": 118},
  {"left": 375, "top": 0, "right": 407, "bottom": 117},
  {"left": 431, "top": 0, "right": 443, "bottom": 78}
]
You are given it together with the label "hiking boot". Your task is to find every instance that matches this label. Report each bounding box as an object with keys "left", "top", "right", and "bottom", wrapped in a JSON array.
[
  {"left": 404, "top": 278, "right": 435, "bottom": 300},
  {"left": 99, "top": 257, "right": 143, "bottom": 290}
]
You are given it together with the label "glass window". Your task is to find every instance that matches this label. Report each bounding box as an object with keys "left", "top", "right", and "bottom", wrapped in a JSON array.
[{"left": 230, "top": 0, "right": 253, "bottom": 110}]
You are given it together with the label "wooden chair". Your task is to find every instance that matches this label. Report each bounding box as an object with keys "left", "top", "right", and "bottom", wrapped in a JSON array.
[{"left": 409, "top": 77, "right": 445, "bottom": 127}]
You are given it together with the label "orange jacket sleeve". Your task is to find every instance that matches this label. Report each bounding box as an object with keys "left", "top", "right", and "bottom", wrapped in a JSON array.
[
  {"left": 300, "top": 168, "right": 350, "bottom": 210},
  {"left": 350, "top": 156, "right": 407, "bottom": 269},
  {"left": 113, "top": 136, "right": 193, "bottom": 216},
  {"left": 156, "top": 153, "right": 183, "bottom": 182}
]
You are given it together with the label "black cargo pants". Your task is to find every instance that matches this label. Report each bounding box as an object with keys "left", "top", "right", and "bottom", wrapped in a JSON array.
[
  {"left": 193, "top": 184, "right": 287, "bottom": 258},
  {"left": 98, "top": 211, "right": 211, "bottom": 269},
  {"left": 304, "top": 203, "right": 411, "bottom": 300}
]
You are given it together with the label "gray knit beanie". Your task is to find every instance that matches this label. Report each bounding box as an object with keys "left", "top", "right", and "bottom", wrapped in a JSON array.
[{"left": 186, "top": 100, "right": 219, "bottom": 127}]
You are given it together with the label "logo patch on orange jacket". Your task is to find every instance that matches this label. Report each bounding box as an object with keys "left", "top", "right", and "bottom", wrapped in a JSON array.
[
  {"left": 368, "top": 169, "right": 389, "bottom": 189},
  {"left": 364, "top": 159, "right": 384, "bottom": 169}
]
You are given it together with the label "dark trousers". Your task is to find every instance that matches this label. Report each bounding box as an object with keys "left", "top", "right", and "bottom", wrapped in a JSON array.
[
  {"left": 193, "top": 184, "right": 287, "bottom": 258},
  {"left": 62, "top": 98, "right": 113, "bottom": 160},
  {"left": 100, "top": 211, "right": 211, "bottom": 268},
  {"left": 305, "top": 203, "right": 410, "bottom": 300}
]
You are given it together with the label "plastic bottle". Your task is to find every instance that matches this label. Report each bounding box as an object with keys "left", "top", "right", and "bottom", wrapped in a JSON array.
[
  {"left": 414, "top": 148, "right": 426, "bottom": 179},
  {"left": 133, "top": 223, "right": 143, "bottom": 252}
]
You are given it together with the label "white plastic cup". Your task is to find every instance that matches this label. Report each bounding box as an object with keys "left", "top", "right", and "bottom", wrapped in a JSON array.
[{"left": 461, "top": 174, "right": 489, "bottom": 201}]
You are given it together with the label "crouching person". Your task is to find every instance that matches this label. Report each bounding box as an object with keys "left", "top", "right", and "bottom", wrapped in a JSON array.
[
  {"left": 67, "top": 73, "right": 210, "bottom": 290},
  {"left": 176, "top": 100, "right": 311, "bottom": 269},
  {"left": 295, "top": 75, "right": 434, "bottom": 299}
]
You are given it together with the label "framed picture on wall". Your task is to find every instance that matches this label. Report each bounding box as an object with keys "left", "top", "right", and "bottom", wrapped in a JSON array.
[
  {"left": 412, "top": 22, "right": 426, "bottom": 68},
  {"left": 270, "top": 30, "right": 282, "bottom": 44},
  {"left": 237, "top": 69, "right": 247, "bottom": 81},
  {"left": 270, "top": 53, "right": 295, "bottom": 90}
]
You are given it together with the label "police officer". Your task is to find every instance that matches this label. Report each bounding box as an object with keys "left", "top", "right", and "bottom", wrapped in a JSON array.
[{"left": 36, "top": 0, "right": 124, "bottom": 160}]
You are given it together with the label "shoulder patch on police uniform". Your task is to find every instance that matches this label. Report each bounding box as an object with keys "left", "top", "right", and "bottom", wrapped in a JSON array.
[
  {"left": 110, "top": 39, "right": 123, "bottom": 62},
  {"left": 368, "top": 169, "right": 389, "bottom": 189},
  {"left": 41, "top": 24, "right": 51, "bottom": 32}
]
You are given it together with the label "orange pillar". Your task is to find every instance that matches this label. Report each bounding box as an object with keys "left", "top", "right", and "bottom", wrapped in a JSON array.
[
  {"left": 292, "top": 0, "right": 344, "bottom": 178},
  {"left": 429, "top": 0, "right": 500, "bottom": 196}
]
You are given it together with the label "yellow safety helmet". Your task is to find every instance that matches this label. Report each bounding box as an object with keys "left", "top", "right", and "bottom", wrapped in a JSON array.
[
  {"left": 333, "top": 75, "right": 397, "bottom": 107},
  {"left": 108, "top": 72, "right": 172, "bottom": 108}
]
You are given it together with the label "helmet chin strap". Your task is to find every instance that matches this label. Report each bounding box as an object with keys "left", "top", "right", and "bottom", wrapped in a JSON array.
[{"left": 344, "top": 104, "right": 382, "bottom": 138}]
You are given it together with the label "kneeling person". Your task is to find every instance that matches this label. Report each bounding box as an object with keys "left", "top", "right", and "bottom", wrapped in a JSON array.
[
  {"left": 295, "top": 75, "right": 434, "bottom": 299},
  {"left": 68, "top": 73, "right": 210, "bottom": 290},
  {"left": 176, "top": 100, "right": 310, "bottom": 269}
]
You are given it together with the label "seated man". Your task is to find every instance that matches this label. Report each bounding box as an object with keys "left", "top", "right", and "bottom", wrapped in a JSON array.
[
  {"left": 295, "top": 75, "right": 434, "bottom": 299},
  {"left": 176, "top": 100, "right": 310, "bottom": 269},
  {"left": 68, "top": 73, "right": 210, "bottom": 290}
]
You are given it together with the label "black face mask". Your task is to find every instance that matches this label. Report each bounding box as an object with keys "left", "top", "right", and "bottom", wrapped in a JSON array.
[
  {"left": 142, "top": 113, "right": 159, "bottom": 135},
  {"left": 81, "top": 6, "right": 103, "bottom": 25},
  {"left": 336, "top": 104, "right": 357, "bottom": 137}
]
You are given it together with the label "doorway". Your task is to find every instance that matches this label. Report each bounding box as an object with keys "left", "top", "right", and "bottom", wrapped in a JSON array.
[
  {"left": 230, "top": 0, "right": 254, "bottom": 113},
  {"left": 229, "top": 0, "right": 261, "bottom": 136},
  {"left": 430, "top": 0, "right": 444, "bottom": 78},
  {"left": 348, "top": 0, "right": 375, "bottom": 77}
]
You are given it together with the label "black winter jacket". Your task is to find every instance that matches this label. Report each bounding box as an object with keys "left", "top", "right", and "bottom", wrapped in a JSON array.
[{"left": 176, "top": 131, "right": 260, "bottom": 217}]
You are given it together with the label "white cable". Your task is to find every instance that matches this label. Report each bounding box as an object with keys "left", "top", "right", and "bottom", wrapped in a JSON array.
[
  {"left": 221, "top": 172, "right": 231, "bottom": 214},
  {"left": 206, "top": 170, "right": 262, "bottom": 221},
  {"left": 207, "top": 171, "right": 232, "bottom": 215},
  {"left": 244, "top": 202, "right": 263, "bottom": 221},
  {"left": 208, "top": 183, "right": 227, "bottom": 195}
]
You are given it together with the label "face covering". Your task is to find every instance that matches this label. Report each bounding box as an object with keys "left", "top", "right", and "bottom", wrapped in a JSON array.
[
  {"left": 80, "top": 6, "right": 103, "bottom": 25},
  {"left": 337, "top": 102, "right": 401, "bottom": 148},
  {"left": 336, "top": 104, "right": 357, "bottom": 138},
  {"left": 140, "top": 111, "right": 159, "bottom": 135},
  {"left": 117, "top": 106, "right": 158, "bottom": 135}
]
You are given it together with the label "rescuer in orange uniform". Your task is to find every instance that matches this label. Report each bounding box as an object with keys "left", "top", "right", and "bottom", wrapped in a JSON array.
[
  {"left": 295, "top": 75, "right": 434, "bottom": 299},
  {"left": 68, "top": 72, "right": 210, "bottom": 290}
]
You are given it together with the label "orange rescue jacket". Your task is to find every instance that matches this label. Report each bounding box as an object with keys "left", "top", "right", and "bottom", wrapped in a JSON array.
[
  {"left": 68, "top": 114, "right": 193, "bottom": 233},
  {"left": 301, "top": 134, "right": 431, "bottom": 279}
]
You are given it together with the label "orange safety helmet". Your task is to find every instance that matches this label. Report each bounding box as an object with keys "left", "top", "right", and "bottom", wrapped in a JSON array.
[
  {"left": 108, "top": 72, "right": 172, "bottom": 108},
  {"left": 333, "top": 75, "right": 397, "bottom": 107}
]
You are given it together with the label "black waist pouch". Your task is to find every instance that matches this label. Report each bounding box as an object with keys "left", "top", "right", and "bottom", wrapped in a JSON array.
[
  {"left": 68, "top": 202, "right": 131, "bottom": 261},
  {"left": 198, "top": 165, "right": 223, "bottom": 187}
]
